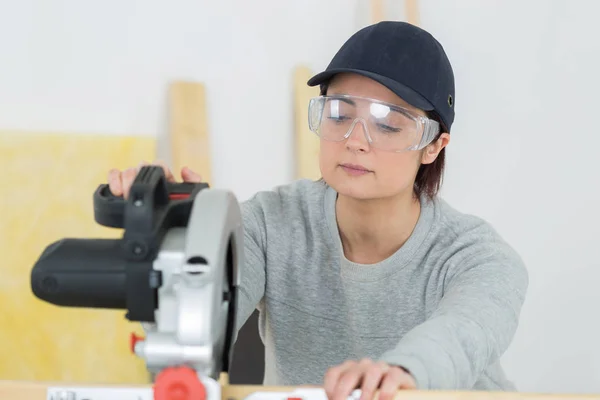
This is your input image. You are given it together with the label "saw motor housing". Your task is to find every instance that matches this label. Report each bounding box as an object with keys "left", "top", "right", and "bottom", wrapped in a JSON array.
[{"left": 30, "top": 165, "right": 243, "bottom": 384}]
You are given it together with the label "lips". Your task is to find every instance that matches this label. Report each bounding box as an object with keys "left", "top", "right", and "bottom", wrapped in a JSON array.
[
  {"left": 340, "top": 163, "right": 371, "bottom": 172},
  {"left": 339, "top": 163, "right": 373, "bottom": 176}
]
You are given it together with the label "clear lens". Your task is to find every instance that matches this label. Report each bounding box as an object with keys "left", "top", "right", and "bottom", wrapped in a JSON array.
[{"left": 308, "top": 95, "right": 439, "bottom": 152}]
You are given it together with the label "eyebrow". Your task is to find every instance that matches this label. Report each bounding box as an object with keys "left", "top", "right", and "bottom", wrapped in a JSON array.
[
  {"left": 327, "top": 96, "right": 356, "bottom": 106},
  {"left": 327, "top": 96, "right": 416, "bottom": 117}
]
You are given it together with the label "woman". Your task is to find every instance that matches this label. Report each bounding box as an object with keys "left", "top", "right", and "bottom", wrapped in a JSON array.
[{"left": 108, "top": 21, "right": 528, "bottom": 399}]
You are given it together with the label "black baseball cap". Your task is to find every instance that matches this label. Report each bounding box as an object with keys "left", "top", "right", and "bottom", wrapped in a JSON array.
[{"left": 307, "top": 21, "right": 456, "bottom": 132}]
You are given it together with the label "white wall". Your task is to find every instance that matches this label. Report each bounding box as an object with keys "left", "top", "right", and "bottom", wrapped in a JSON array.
[
  {"left": 424, "top": 0, "right": 600, "bottom": 393},
  {"left": 1, "top": 0, "right": 599, "bottom": 393}
]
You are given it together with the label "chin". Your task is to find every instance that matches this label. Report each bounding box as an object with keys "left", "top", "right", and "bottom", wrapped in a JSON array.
[
  {"left": 322, "top": 170, "right": 378, "bottom": 200},
  {"left": 322, "top": 169, "right": 414, "bottom": 201}
]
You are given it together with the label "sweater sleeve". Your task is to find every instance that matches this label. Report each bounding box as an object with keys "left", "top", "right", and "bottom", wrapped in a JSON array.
[
  {"left": 234, "top": 196, "right": 268, "bottom": 333},
  {"left": 377, "top": 240, "right": 529, "bottom": 390}
]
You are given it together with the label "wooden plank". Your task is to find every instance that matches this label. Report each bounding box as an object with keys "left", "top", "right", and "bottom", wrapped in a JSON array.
[
  {"left": 405, "top": 0, "right": 420, "bottom": 26},
  {"left": 369, "top": 0, "right": 420, "bottom": 26},
  {"left": 294, "top": 65, "right": 321, "bottom": 180},
  {"left": 0, "top": 131, "right": 155, "bottom": 384},
  {"left": 371, "top": 0, "right": 385, "bottom": 23},
  {"left": 169, "top": 80, "right": 212, "bottom": 184}
]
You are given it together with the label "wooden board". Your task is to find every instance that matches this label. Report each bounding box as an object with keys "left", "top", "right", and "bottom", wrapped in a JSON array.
[
  {"left": 0, "top": 131, "right": 155, "bottom": 384},
  {"left": 294, "top": 65, "right": 321, "bottom": 180},
  {"left": 368, "top": 0, "right": 420, "bottom": 26},
  {"left": 1, "top": 380, "right": 600, "bottom": 400},
  {"left": 405, "top": 0, "right": 420, "bottom": 26},
  {"left": 371, "top": 0, "right": 385, "bottom": 23},
  {"left": 169, "top": 81, "right": 212, "bottom": 184}
]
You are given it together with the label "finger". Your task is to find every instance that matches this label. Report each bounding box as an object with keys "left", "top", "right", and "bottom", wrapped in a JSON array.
[
  {"left": 377, "top": 373, "right": 399, "bottom": 400},
  {"left": 137, "top": 160, "right": 150, "bottom": 170},
  {"left": 181, "top": 166, "right": 202, "bottom": 183},
  {"left": 392, "top": 367, "right": 416, "bottom": 390},
  {"left": 152, "top": 159, "right": 176, "bottom": 182},
  {"left": 107, "top": 168, "right": 123, "bottom": 196},
  {"left": 377, "top": 368, "right": 413, "bottom": 400},
  {"left": 324, "top": 365, "right": 345, "bottom": 400},
  {"left": 324, "top": 361, "right": 355, "bottom": 400},
  {"left": 359, "top": 362, "right": 388, "bottom": 400},
  {"left": 121, "top": 167, "right": 138, "bottom": 199},
  {"left": 399, "top": 374, "right": 416, "bottom": 389},
  {"left": 333, "top": 367, "right": 365, "bottom": 400}
]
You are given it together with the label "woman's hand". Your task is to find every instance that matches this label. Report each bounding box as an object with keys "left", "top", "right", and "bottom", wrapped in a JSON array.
[
  {"left": 323, "top": 359, "right": 416, "bottom": 400},
  {"left": 107, "top": 160, "right": 202, "bottom": 199}
]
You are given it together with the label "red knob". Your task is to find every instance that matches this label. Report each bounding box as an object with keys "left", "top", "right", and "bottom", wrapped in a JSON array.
[
  {"left": 154, "top": 366, "right": 206, "bottom": 400},
  {"left": 130, "top": 332, "right": 144, "bottom": 354}
]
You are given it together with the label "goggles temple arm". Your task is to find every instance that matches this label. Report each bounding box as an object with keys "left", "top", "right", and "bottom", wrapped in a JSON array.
[{"left": 417, "top": 118, "right": 441, "bottom": 150}]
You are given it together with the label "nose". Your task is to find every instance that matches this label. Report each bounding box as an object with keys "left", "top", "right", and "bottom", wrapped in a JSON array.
[{"left": 344, "top": 119, "right": 371, "bottom": 152}]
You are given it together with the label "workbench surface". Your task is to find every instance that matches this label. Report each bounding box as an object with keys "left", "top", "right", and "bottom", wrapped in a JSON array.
[{"left": 1, "top": 380, "right": 599, "bottom": 400}]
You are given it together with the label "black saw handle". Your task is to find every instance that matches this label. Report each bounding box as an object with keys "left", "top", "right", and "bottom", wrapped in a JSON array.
[{"left": 94, "top": 166, "right": 209, "bottom": 228}]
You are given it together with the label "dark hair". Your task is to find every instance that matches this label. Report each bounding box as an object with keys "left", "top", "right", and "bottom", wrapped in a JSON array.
[
  {"left": 414, "top": 111, "right": 446, "bottom": 201},
  {"left": 319, "top": 82, "right": 447, "bottom": 201}
]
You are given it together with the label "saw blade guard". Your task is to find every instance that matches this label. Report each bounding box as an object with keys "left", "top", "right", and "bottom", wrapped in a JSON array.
[{"left": 136, "top": 188, "right": 243, "bottom": 380}]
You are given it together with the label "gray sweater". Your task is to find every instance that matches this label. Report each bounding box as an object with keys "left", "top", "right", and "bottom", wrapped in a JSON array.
[{"left": 234, "top": 179, "right": 528, "bottom": 390}]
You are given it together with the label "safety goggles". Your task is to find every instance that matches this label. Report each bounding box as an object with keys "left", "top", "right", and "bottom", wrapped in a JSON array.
[{"left": 308, "top": 94, "right": 440, "bottom": 152}]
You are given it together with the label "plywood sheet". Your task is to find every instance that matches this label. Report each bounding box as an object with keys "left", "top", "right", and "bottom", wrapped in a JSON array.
[{"left": 0, "top": 131, "right": 155, "bottom": 384}]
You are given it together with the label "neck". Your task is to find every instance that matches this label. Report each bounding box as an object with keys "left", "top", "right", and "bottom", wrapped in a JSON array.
[{"left": 335, "top": 190, "right": 421, "bottom": 265}]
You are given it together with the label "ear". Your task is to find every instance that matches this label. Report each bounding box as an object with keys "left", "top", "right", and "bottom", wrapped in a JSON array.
[{"left": 421, "top": 133, "right": 450, "bottom": 165}]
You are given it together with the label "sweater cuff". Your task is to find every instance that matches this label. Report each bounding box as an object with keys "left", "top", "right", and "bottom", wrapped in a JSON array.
[{"left": 378, "top": 353, "right": 430, "bottom": 390}]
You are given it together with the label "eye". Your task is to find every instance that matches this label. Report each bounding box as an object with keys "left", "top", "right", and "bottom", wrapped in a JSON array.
[
  {"left": 328, "top": 115, "right": 350, "bottom": 123},
  {"left": 376, "top": 123, "right": 401, "bottom": 133}
]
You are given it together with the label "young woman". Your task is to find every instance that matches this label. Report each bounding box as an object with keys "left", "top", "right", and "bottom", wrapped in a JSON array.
[{"left": 108, "top": 21, "right": 528, "bottom": 400}]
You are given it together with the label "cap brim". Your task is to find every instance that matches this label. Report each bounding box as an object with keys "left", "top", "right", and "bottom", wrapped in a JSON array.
[{"left": 307, "top": 68, "right": 434, "bottom": 112}]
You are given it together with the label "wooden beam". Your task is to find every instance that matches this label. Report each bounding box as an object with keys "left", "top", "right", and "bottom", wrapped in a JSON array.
[
  {"left": 405, "top": 0, "right": 420, "bottom": 26},
  {"left": 370, "top": 0, "right": 420, "bottom": 26},
  {"left": 371, "top": 0, "right": 385, "bottom": 23},
  {"left": 294, "top": 65, "right": 321, "bottom": 180},
  {"left": 169, "top": 81, "right": 212, "bottom": 184}
]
